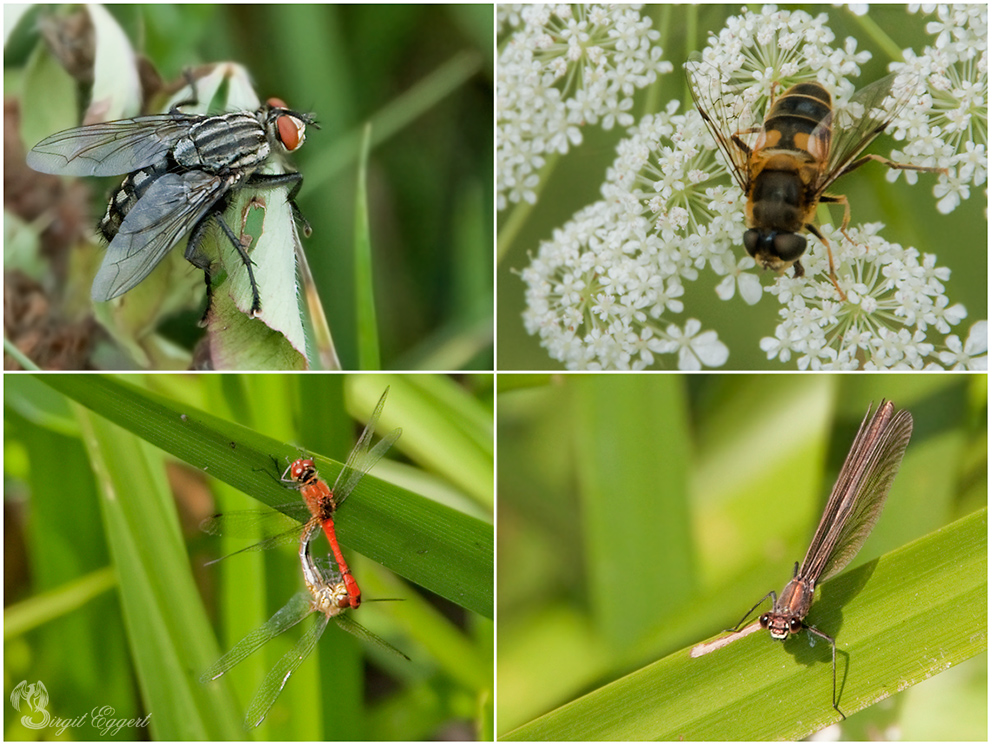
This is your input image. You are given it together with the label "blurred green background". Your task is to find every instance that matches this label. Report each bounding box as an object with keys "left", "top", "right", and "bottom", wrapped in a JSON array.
[
  {"left": 497, "top": 373, "right": 986, "bottom": 737},
  {"left": 7, "top": 4, "right": 493, "bottom": 370},
  {"left": 497, "top": 5, "right": 986, "bottom": 370}
]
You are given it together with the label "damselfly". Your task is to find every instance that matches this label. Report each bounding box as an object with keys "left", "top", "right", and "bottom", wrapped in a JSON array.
[{"left": 727, "top": 399, "right": 913, "bottom": 716}]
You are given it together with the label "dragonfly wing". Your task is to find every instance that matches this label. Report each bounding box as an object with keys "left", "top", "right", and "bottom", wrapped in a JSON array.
[
  {"left": 333, "top": 615, "right": 410, "bottom": 661},
  {"left": 200, "top": 592, "right": 313, "bottom": 683},
  {"left": 244, "top": 612, "right": 329, "bottom": 730},
  {"left": 199, "top": 505, "right": 309, "bottom": 538},
  {"left": 331, "top": 428, "right": 401, "bottom": 506},
  {"left": 331, "top": 388, "right": 401, "bottom": 505}
]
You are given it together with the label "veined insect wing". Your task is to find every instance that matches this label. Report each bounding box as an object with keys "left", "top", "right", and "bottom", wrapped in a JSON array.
[
  {"left": 819, "top": 70, "right": 922, "bottom": 178},
  {"left": 805, "top": 401, "right": 913, "bottom": 583}
]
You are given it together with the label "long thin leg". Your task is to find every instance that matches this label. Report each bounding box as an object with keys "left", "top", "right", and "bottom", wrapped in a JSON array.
[
  {"left": 805, "top": 222, "right": 847, "bottom": 301},
  {"left": 838, "top": 152, "right": 947, "bottom": 180},
  {"left": 727, "top": 590, "right": 778, "bottom": 633},
  {"left": 804, "top": 624, "right": 844, "bottom": 719},
  {"left": 213, "top": 213, "right": 263, "bottom": 315},
  {"left": 245, "top": 171, "right": 312, "bottom": 235}
]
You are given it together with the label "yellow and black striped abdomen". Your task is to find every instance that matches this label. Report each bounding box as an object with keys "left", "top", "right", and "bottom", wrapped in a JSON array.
[{"left": 761, "top": 82, "right": 832, "bottom": 157}]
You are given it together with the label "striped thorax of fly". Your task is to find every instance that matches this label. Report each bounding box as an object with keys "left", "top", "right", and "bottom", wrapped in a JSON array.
[{"left": 153, "top": 98, "right": 313, "bottom": 174}]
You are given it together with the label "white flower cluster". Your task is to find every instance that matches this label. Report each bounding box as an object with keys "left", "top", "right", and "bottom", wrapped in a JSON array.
[
  {"left": 516, "top": 5, "right": 986, "bottom": 370},
  {"left": 758, "top": 223, "right": 985, "bottom": 370},
  {"left": 889, "top": 5, "right": 987, "bottom": 214},
  {"left": 497, "top": 4, "right": 672, "bottom": 209}
]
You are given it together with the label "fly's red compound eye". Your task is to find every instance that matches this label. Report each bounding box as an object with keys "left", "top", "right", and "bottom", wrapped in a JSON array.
[
  {"left": 267, "top": 99, "right": 306, "bottom": 151},
  {"left": 277, "top": 114, "right": 306, "bottom": 150}
]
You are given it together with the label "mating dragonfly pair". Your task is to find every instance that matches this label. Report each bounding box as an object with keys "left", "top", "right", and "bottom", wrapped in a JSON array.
[{"left": 199, "top": 388, "right": 407, "bottom": 730}]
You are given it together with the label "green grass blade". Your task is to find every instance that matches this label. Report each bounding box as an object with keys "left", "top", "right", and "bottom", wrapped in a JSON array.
[
  {"left": 75, "top": 405, "right": 242, "bottom": 739},
  {"left": 503, "top": 508, "right": 986, "bottom": 740},
  {"left": 354, "top": 121, "right": 380, "bottom": 369}
]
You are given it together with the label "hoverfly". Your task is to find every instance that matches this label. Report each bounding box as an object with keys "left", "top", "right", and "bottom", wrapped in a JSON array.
[
  {"left": 26, "top": 81, "right": 316, "bottom": 316},
  {"left": 685, "top": 55, "right": 944, "bottom": 299}
]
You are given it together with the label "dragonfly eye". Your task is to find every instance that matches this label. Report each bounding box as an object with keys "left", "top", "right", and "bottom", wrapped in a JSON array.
[
  {"left": 291, "top": 458, "right": 315, "bottom": 480},
  {"left": 789, "top": 617, "right": 803, "bottom": 633}
]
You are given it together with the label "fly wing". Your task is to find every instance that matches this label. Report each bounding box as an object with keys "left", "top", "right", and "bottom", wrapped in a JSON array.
[
  {"left": 684, "top": 54, "right": 759, "bottom": 194},
  {"left": 800, "top": 401, "right": 914, "bottom": 583},
  {"left": 91, "top": 170, "right": 231, "bottom": 301},
  {"left": 26, "top": 114, "right": 195, "bottom": 176},
  {"left": 813, "top": 71, "right": 920, "bottom": 194}
]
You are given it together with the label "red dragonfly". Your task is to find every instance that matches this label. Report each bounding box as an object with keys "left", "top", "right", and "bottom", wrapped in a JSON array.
[
  {"left": 201, "top": 533, "right": 409, "bottom": 730},
  {"left": 201, "top": 387, "right": 401, "bottom": 609}
]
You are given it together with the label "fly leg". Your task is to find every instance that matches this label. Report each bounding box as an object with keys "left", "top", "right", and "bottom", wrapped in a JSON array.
[
  {"left": 246, "top": 171, "right": 312, "bottom": 236},
  {"left": 805, "top": 221, "right": 848, "bottom": 302},
  {"left": 819, "top": 192, "right": 855, "bottom": 244},
  {"left": 828, "top": 156, "right": 946, "bottom": 245},
  {"left": 186, "top": 209, "right": 264, "bottom": 318},
  {"left": 837, "top": 152, "right": 947, "bottom": 180},
  {"left": 169, "top": 69, "right": 201, "bottom": 115}
]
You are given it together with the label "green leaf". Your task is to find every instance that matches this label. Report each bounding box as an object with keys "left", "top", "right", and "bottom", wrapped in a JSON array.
[{"left": 502, "top": 509, "right": 986, "bottom": 740}]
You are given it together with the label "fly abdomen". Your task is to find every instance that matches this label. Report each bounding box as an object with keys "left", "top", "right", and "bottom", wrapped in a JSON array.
[
  {"left": 173, "top": 112, "right": 270, "bottom": 173},
  {"left": 763, "top": 82, "right": 832, "bottom": 156},
  {"left": 99, "top": 164, "right": 168, "bottom": 243}
]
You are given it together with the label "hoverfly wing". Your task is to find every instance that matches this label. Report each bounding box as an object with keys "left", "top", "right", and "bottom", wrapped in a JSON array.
[
  {"left": 91, "top": 170, "right": 228, "bottom": 301},
  {"left": 26, "top": 114, "right": 194, "bottom": 177},
  {"left": 813, "top": 71, "right": 921, "bottom": 192},
  {"left": 684, "top": 54, "right": 759, "bottom": 194}
]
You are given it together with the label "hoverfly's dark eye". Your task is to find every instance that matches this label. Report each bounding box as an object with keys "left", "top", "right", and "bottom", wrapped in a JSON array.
[
  {"left": 773, "top": 233, "right": 807, "bottom": 262},
  {"left": 743, "top": 229, "right": 760, "bottom": 258}
]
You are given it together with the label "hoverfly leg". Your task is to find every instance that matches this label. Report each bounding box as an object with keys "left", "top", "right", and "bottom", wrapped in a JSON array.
[
  {"left": 806, "top": 222, "right": 847, "bottom": 302},
  {"left": 838, "top": 152, "right": 948, "bottom": 180},
  {"left": 731, "top": 132, "right": 754, "bottom": 157},
  {"left": 819, "top": 193, "right": 855, "bottom": 244},
  {"left": 767, "top": 80, "right": 783, "bottom": 108}
]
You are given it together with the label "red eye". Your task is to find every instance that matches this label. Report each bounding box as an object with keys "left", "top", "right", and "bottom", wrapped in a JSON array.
[
  {"left": 267, "top": 97, "right": 288, "bottom": 109},
  {"left": 278, "top": 115, "right": 305, "bottom": 150}
]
